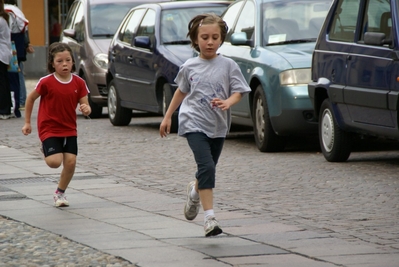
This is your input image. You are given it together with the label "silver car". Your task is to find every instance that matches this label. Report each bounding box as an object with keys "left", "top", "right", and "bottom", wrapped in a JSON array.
[{"left": 60, "top": 0, "right": 169, "bottom": 118}]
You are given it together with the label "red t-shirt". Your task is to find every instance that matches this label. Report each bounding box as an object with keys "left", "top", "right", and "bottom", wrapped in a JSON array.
[{"left": 35, "top": 73, "right": 89, "bottom": 142}]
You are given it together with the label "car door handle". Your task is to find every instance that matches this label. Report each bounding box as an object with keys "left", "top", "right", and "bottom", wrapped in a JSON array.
[
  {"left": 127, "top": 55, "right": 133, "bottom": 60},
  {"left": 111, "top": 50, "right": 116, "bottom": 57},
  {"left": 347, "top": 55, "right": 352, "bottom": 60}
]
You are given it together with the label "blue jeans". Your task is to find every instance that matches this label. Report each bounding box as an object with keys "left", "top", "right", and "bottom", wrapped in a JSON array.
[
  {"left": 186, "top": 132, "right": 225, "bottom": 189},
  {"left": 19, "top": 62, "right": 26, "bottom": 106}
]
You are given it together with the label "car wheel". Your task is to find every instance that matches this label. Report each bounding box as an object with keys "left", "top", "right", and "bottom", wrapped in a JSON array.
[
  {"left": 253, "top": 85, "right": 286, "bottom": 152},
  {"left": 319, "top": 98, "right": 351, "bottom": 162},
  {"left": 107, "top": 80, "right": 132, "bottom": 126},
  {"left": 81, "top": 74, "right": 102, "bottom": 119},
  {"left": 162, "top": 83, "right": 178, "bottom": 133}
]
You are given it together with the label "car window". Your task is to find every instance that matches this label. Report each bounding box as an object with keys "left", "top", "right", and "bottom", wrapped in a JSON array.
[
  {"left": 233, "top": 1, "right": 255, "bottom": 40},
  {"left": 263, "top": 0, "right": 331, "bottom": 45},
  {"left": 329, "top": 0, "right": 360, "bottom": 42},
  {"left": 360, "top": 0, "right": 390, "bottom": 42},
  {"left": 160, "top": 6, "right": 229, "bottom": 44},
  {"left": 64, "top": 1, "right": 80, "bottom": 30},
  {"left": 119, "top": 9, "right": 146, "bottom": 44},
  {"left": 90, "top": 3, "right": 133, "bottom": 37},
  {"left": 222, "top": 0, "right": 245, "bottom": 42},
  {"left": 137, "top": 9, "right": 156, "bottom": 39},
  {"left": 73, "top": 3, "right": 84, "bottom": 42}
]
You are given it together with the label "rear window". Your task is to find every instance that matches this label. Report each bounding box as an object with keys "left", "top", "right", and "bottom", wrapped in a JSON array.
[
  {"left": 263, "top": 0, "right": 332, "bottom": 45},
  {"left": 90, "top": 3, "right": 135, "bottom": 37},
  {"left": 160, "top": 5, "right": 228, "bottom": 43}
]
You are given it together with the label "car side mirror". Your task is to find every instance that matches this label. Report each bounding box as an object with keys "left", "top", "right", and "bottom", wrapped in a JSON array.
[
  {"left": 63, "top": 29, "right": 76, "bottom": 39},
  {"left": 134, "top": 36, "right": 151, "bottom": 49},
  {"left": 231, "top": 32, "right": 251, "bottom": 46},
  {"left": 364, "top": 32, "right": 392, "bottom": 46}
]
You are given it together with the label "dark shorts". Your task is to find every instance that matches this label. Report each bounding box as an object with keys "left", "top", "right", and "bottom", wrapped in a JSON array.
[
  {"left": 186, "top": 132, "right": 225, "bottom": 189},
  {"left": 42, "top": 136, "right": 78, "bottom": 157}
]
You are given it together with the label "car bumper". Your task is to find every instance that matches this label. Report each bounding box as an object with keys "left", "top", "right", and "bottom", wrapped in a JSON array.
[
  {"left": 270, "top": 85, "right": 318, "bottom": 135},
  {"left": 86, "top": 72, "right": 108, "bottom": 106}
]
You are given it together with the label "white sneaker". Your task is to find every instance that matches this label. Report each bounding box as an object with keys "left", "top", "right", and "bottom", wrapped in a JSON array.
[
  {"left": 53, "top": 192, "right": 69, "bottom": 207},
  {"left": 184, "top": 181, "right": 200, "bottom": 220},
  {"left": 0, "top": 114, "right": 10, "bottom": 120},
  {"left": 204, "top": 217, "right": 223, "bottom": 237}
]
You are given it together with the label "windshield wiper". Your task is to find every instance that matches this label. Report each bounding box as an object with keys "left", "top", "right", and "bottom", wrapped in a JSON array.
[
  {"left": 267, "top": 38, "right": 316, "bottom": 46},
  {"left": 163, "top": 40, "right": 191, "bottom": 45},
  {"left": 92, "top": 34, "right": 113, "bottom": 38}
]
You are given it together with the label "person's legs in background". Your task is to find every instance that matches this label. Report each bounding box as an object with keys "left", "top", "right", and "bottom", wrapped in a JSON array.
[
  {"left": 0, "top": 62, "right": 12, "bottom": 119},
  {"left": 8, "top": 71, "right": 21, "bottom": 118},
  {"left": 18, "top": 61, "right": 26, "bottom": 108}
]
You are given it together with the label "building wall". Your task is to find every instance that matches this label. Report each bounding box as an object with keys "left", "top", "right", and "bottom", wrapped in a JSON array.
[{"left": 20, "top": 0, "right": 49, "bottom": 77}]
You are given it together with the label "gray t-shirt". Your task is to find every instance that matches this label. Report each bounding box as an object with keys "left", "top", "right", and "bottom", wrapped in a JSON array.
[{"left": 175, "top": 55, "right": 251, "bottom": 138}]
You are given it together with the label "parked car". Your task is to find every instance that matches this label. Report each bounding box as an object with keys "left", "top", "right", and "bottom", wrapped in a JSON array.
[
  {"left": 308, "top": 0, "right": 396, "bottom": 162},
  {"left": 59, "top": 0, "right": 169, "bottom": 118},
  {"left": 106, "top": 1, "right": 230, "bottom": 129},
  {"left": 217, "top": 0, "right": 332, "bottom": 152}
]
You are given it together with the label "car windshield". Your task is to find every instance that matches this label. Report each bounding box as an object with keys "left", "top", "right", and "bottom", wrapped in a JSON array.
[
  {"left": 161, "top": 5, "right": 227, "bottom": 44},
  {"left": 263, "top": 0, "right": 331, "bottom": 46},
  {"left": 90, "top": 3, "right": 133, "bottom": 37}
]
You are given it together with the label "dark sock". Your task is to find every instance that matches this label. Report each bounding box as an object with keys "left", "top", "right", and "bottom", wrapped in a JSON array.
[{"left": 56, "top": 188, "right": 65, "bottom": 194}]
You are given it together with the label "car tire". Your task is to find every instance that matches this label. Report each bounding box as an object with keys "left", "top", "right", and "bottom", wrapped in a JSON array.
[
  {"left": 253, "top": 85, "right": 286, "bottom": 152},
  {"left": 81, "top": 74, "right": 103, "bottom": 119},
  {"left": 107, "top": 80, "right": 132, "bottom": 126},
  {"left": 162, "top": 83, "right": 178, "bottom": 133},
  {"left": 319, "top": 98, "right": 351, "bottom": 162}
]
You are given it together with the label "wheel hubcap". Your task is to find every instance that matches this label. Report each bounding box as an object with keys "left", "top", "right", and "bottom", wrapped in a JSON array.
[
  {"left": 255, "top": 98, "right": 265, "bottom": 142},
  {"left": 108, "top": 86, "right": 117, "bottom": 120},
  {"left": 162, "top": 92, "right": 167, "bottom": 115},
  {"left": 321, "top": 109, "right": 334, "bottom": 152}
]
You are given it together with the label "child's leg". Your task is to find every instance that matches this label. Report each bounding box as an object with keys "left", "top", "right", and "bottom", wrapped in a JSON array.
[
  {"left": 57, "top": 153, "right": 77, "bottom": 191},
  {"left": 186, "top": 133, "right": 224, "bottom": 236},
  {"left": 47, "top": 137, "right": 78, "bottom": 207},
  {"left": 42, "top": 138, "right": 64, "bottom": 168},
  {"left": 57, "top": 136, "right": 78, "bottom": 191},
  {"left": 198, "top": 188, "right": 213, "bottom": 211}
]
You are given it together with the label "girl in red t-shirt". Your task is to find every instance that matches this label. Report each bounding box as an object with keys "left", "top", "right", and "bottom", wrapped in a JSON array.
[{"left": 22, "top": 42, "right": 91, "bottom": 207}]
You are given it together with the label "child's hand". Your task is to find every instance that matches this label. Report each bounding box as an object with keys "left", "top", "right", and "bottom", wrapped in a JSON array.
[
  {"left": 22, "top": 123, "right": 32, "bottom": 135},
  {"left": 159, "top": 118, "right": 171, "bottom": 138},
  {"left": 79, "top": 103, "right": 91, "bottom": 116},
  {"left": 211, "top": 98, "right": 232, "bottom": 111}
]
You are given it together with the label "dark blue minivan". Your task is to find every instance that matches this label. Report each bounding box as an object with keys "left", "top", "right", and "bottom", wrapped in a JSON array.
[{"left": 308, "top": 0, "right": 398, "bottom": 162}]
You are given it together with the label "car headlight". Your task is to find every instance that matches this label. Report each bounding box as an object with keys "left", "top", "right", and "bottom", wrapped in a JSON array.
[
  {"left": 279, "top": 69, "right": 311, "bottom": 86},
  {"left": 93, "top": 53, "right": 108, "bottom": 70}
]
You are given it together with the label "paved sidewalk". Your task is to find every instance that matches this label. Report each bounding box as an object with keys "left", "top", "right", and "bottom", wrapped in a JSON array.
[
  {"left": 1, "top": 147, "right": 398, "bottom": 267},
  {"left": 0, "top": 146, "right": 302, "bottom": 267}
]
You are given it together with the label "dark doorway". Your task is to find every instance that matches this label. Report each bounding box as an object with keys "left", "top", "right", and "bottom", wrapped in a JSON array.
[{"left": 48, "top": 0, "right": 74, "bottom": 44}]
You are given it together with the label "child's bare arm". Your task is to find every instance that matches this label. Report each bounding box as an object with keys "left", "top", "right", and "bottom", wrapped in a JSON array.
[
  {"left": 22, "top": 90, "right": 40, "bottom": 135},
  {"left": 160, "top": 88, "right": 187, "bottom": 137},
  {"left": 79, "top": 96, "right": 92, "bottom": 117}
]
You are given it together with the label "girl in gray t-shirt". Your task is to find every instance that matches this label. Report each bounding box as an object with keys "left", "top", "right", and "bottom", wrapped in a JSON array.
[{"left": 159, "top": 13, "right": 250, "bottom": 237}]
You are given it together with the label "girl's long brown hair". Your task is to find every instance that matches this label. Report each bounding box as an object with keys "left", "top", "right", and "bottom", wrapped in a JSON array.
[{"left": 0, "top": 0, "right": 10, "bottom": 23}]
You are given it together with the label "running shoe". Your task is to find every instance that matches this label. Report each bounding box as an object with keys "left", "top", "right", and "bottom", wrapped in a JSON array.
[
  {"left": 53, "top": 192, "right": 69, "bottom": 207},
  {"left": 204, "top": 217, "right": 223, "bottom": 237},
  {"left": 184, "top": 181, "right": 200, "bottom": 220}
]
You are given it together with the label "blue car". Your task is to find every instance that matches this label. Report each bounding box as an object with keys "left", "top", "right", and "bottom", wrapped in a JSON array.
[
  {"left": 309, "top": 0, "right": 397, "bottom": 162},
  {"left": 106, "top": 0, "right": 230, "bottom": 130},
  {"left": 218, "top": 0, "right": 332, "bottom": 152}
]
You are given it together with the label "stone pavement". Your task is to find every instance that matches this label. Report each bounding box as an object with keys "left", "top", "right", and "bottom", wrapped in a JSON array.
[
  {"left": 0, "top": 145, "right": 334, "bottom": 267},
  {"left": 0, "top": 78, "right": 399, "bottom": 266}
]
